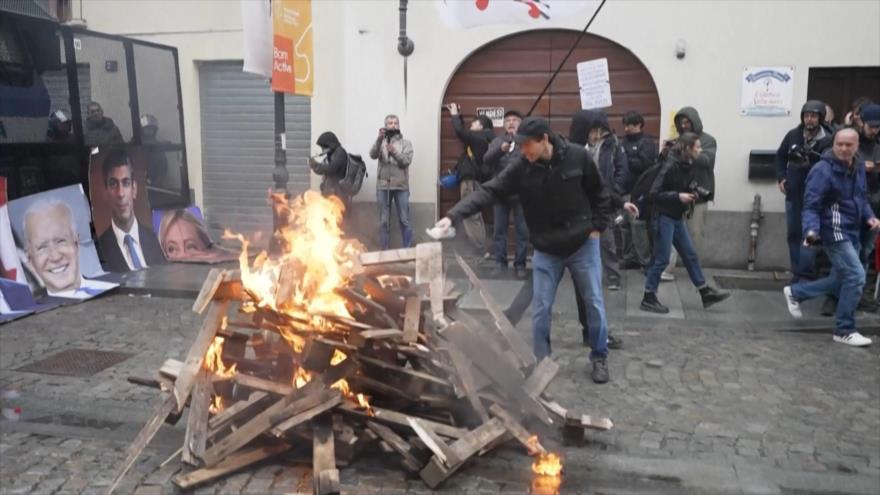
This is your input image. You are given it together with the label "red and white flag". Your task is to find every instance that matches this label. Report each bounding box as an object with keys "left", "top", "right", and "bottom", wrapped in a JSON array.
[{"left": 436, "top": 0, "right": 598, "bottom": 29}]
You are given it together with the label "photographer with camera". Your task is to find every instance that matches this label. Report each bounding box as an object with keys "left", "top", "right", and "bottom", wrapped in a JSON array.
[
  {"left": 775, "top": 100, "right": 834, "bottom": 283},
  {"left": 370, "top": 114, "right": 414, "bottom": 249},
  {"left": 309, "top": 131, "right": 351, "bottom": 212},
  {"left": 640, "top": 132, "right": 730, "bottom": 314},
  {"left": 782, "top": 127, "right": 879, "bottom": 347}
]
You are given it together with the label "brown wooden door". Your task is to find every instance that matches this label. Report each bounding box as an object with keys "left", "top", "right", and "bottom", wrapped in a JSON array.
[
  {"left": 439, "top": 29, "right": 661, "bottom": 219},
  {"left": 807, "top": 67, "right": 880, "bottom": 125}
]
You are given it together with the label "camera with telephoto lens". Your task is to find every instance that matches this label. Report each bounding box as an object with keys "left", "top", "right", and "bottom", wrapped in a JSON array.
[
  {"left": 788, "top": 144, "right": 821, "bottom": 166},
  {"left": 384, "top": 128, "right": 401, "bottom": 142},
  {"left": 687, "top": 180, "right": 711, "bottom": 202}
]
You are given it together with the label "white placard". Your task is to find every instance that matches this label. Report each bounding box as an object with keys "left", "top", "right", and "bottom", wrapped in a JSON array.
[
  {"left": 741, "top": 66, "right": 794, "bottom": 116},
  {"left": 577, "top": 58, "right": 612, "bottom": 110},
  {"left": 476, "top": 107, "right": 505, "bottom": 128}
]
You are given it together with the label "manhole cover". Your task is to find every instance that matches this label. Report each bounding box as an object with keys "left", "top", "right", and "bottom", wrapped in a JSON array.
[
  {"left": 16, "top": 349, "right": 135, "bottom": 377},
  {"left": 714, "top": 276, "right": 787, "bottom": 292}
]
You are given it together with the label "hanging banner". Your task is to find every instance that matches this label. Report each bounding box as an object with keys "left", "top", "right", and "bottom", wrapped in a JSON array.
[
  {"left": 741, "top": 66, "right": 794, "bottom": 117},
  {"left": 241, "top": 0, "right": 273, "bottom": 78},
  {"left": 577, "top": 58, "right": 612, "bottom": 110},
  {"left": 436, "top": 0, "right": 599, "bottom": 29},
  {"left": 272, "top": 0, "right": 314, "bottom": 95}
]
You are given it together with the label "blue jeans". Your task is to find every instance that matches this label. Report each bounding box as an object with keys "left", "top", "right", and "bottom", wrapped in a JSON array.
[
  {"left": 791, "top": 240, "right": 864, "bottom": 335},
  {"left": 785, "top": 199, "right": 816, "bottom": 281},
  {"left": 492, "top": 199, "right": 528, "bottom": 267},
  {"left": 377, "top": 189, "right": 414, "bottom": 249},
  {"left": 645, "top": 214, "right": 707, "bottom": 294},
  {"left": 532, "top": 237, "right": 608, "bottom": 361}
]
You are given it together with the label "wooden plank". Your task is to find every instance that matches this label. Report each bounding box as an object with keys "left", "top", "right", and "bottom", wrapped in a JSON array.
[
  {"left": 338, "top": 402, "right": 468, "bottom": 439},
  {"left": 443, "top": 322, "right": 553, "bottom": 426},
  {"left": 448, "top": 308, "right": 521, "bottom": 373},
  {"left": 313, "top": 417, "right": 340, "bottom": 495},
  {"left": 172, "top": 443, "right": 290, "bottom": 489},
  {"left": 348, "top": 328, "right": 403, "bottom": 348},
  {"left": 357, "top": 355, "right": 454, "bottom": 395},
  {"left": 488, "top": 403, "right": 546, "bottom": 454},
  {"left": 415, "top": 242, "right": 445, "bottom": 323},
  {"left": 173, "top": 301, "right": 229, "bottom": 413},
  {"left": 182, "top": 368, "right": 212, "bottom": 465},
  {"left": 446, "top": 344, "right": 490, "bottom": 423},
  {"left": 402, "top": 296, "right": 421, "bottom": 342},
  {"left": 419, "top": 418, "right": 508, "bottom": 489},
  {"left": 270, "top": 392, "right": 343, "bottom": 436},
  {"left": 106, "top": 392, "right": 177, "bottom": 495},
  {"left": 158, "top": 358, "right": 183, "bottom": 380},
  {"left": 366, "top": 421, "right": 423, "bottom": 473},
  {"left": 407, "top": 418, "right": 459, "bottom": 467},
  {"left": 207, "top": 391, "right": 270, "bottom": 435},
  {"left": 454, "top": 254, "right": 536, "bottom": 368},
  {"left": 566, "top": 411, "right": 614, "bottom": 431},
  {"left": 232, "top": 373, "right": 294, "bottom": 397},
  {"left": 359, "top": 247, "right": 417, "bottom": 266},
  {"left": 524, "top": 357, "right": 560, "bottom": 398},
  {"left": 192, "top": 268, "right": 225, "bottom": 314}
]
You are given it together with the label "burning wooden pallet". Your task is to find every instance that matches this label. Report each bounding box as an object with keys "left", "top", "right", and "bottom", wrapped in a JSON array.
[{"left": 109, "top": 195, "right": 611, "bottom": 494}]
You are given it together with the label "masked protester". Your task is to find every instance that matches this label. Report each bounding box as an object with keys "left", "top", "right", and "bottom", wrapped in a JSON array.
[{"left": 309, "top": 131, "right": 351, "bottom": 213}]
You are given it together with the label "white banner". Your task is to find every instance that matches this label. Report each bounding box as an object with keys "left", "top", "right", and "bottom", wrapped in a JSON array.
[
  {"left": 577, "top": 58, "right": 612, "bottom": 110},
  {"left": 241, "top": 0, "right": 273, "bottom": 78},
  {"left": 741, "top": 66, "right": 795, "bottom": 117},
  {"left": 436, "top": 0, "right": 598, "bottom": 29}
]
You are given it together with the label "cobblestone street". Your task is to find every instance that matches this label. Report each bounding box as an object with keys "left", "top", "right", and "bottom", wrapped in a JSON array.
[{"left": 1, "top": 282, "right": 879, "bottom": 494}]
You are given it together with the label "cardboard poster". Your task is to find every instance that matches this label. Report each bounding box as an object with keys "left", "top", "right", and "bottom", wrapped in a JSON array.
[
  {"left": 4, "top": 184, "right": 117, "bottom": 309},
  {"left": 89, "top": 147, "right": 167, "bottom": 273},
  {"left": 741, "top": 66, "right": 794, "bottom": 116},
  {"left": 151, "top": 206, "right": 238, "bottom": 264},
  {"left": 271, "top": 0, "right": 314, "bottom": 95},
  {"left": 476, "top": 107, "right": 505, "bottom": 128},
  {"left": 577, "top": 58, "right": 612, "bottom": 110}
]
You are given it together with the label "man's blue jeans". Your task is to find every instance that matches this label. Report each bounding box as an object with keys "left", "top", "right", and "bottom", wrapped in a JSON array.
[
  {"left": 786, "top": 199, "right": 816, "bottom": 281},
  {"left": 377, "top": 189, "right": 414, "bottom": 249},
  {"left": 791, "top": 240, "right": 864, "bottom": 335},
  {"left": 532, "top": 237, "right": 608, "bottom": 361},
  {"left": 492, "top": 199, "right": 528, "bottom": 267},
  {"left": 645, "top": 214, "right": 707, "bottom": 294}
]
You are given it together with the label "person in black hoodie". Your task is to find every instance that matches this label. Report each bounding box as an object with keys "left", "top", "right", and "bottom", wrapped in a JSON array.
[
  {"left": 774, "top": 100, "right": 833, "bottom": 283},
  {"left": 640, "top": 132, "right": 730, "bottom": 314},
  {"left": 309, "top": 131, "right": 351, "bottom": 214},
  {"left": 619, "top": 111, "right": 657, "bottom": 269},
  {"left": 431, "top": 117, "right": 614, "bottom": 384},
  {"left": 447, "top": 102, "right": 495, "bottom": 257}
]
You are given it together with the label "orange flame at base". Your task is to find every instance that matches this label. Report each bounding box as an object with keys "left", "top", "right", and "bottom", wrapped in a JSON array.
[
  {"left": 532, "top": 452, "right": 563, "bottom": 477},
  {"left": 205, "top": 336, "right": 237, "bottom": 378}
]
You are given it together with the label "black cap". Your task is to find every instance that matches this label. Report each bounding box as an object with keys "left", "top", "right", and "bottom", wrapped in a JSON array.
[
  {"left": 503, "top": 109, "right": 523, "bottom": 120},
  {"left": 862, "top": 104, "right": 880, "bottom": 127},
  {"left": 514, "top": 116, "right": 551, "bottom": 144}
]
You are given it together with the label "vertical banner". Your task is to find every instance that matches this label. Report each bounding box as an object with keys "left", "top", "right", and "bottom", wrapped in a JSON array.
[
  {"left": 272, "top": 0, "right": 314, "bottom": 95},
  {"left": 241, "top": 0, "right": 273, "bottom": 78}
]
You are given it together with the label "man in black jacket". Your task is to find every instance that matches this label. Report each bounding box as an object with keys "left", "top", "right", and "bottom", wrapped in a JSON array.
[
  {"left": 774, "top": 100, "right": 833, "bottom": 283},
  {"left": 432, "top": 117, "right": 614, "bottom": 383},
  {"left": 619, "top": 111, "right": 657, "bottom": 269},
  {"left": 309, "top": 131, "right": 351, "bottom": 213},
  {"left": 483, "top": 110, "right": 528, "bottom": 277},
  {"left": 447, "top": 103, "right": 495, "bottom": 257}
]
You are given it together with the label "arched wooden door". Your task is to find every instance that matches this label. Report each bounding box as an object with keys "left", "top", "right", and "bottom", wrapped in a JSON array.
[{"left": 439, "top": 29, "right": 661, "bottom": 218}]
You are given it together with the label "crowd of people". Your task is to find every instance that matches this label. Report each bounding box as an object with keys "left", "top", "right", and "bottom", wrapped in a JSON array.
[{"left": 306, "top": 97, "right": 880, "bottom": 384}]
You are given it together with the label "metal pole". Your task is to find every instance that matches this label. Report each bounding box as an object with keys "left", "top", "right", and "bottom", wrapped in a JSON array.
[{"left": 270, "top": 91, "right": 288, "bottom": 255}]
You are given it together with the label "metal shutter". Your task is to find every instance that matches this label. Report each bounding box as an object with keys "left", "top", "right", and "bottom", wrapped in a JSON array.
[{"left": 199, "top": 61, "right": 311, "bottom": 240}]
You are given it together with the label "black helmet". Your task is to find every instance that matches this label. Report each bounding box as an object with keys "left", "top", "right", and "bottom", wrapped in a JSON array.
[{"left": 800, "top": 100, "right": 826, "bottom": 124}]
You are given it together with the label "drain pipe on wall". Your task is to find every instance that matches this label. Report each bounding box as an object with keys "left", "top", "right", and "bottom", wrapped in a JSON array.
[{"left": 748, "top": 194, "right": 763, "bottom": 271}]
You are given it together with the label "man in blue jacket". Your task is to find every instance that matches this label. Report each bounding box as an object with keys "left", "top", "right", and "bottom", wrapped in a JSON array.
[
  {"left": 783, "top": 127, "right": 879, "bottom": 347},
  {"left": 775, "top": 100, "right": 833, "bottom": 283}
]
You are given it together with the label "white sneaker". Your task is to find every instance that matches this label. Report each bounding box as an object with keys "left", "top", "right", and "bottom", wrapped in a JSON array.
[
  {"left": 783, "top": 286, "right": 802, "bottom": 318},
  {"left": 833, "top": 332, "right": 873, "bottom": 347},
  {"left": 660, "top": 271, "right": 675, "bottom": 282}
]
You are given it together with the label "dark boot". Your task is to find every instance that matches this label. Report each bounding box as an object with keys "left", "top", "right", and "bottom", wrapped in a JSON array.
[
  {"left": 591, "top": 358, "right": 610, "bottom": 384},
  {"left": 700, "top": 286, "right": 731, "bottom": 308},
  {"left": 607, "top": 335, "right": 623, "bottom": 349},
  {"left": 640, "top": 292, "right": 669, "bottom": 314}
]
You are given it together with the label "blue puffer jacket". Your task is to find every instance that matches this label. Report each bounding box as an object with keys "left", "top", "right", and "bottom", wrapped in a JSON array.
[{"left": 802, "top": 150, "right": 876, "bottom": 246}]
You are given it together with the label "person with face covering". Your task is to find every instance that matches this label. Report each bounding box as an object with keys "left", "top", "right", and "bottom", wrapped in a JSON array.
[
  {"left": 309, "top": 131, "right": 351, "bottom": 213},
  {"left": 640, "top": 133, "right": 730, "bottom": 314},
  {"left": 774, "top": 100, "right": 834, "bottom": 283}
]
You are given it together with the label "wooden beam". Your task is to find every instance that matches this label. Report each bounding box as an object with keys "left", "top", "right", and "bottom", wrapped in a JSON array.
[
  {"left": 192, "top": 268, "right": 226, "bottom": 314},
  {"left": 524, "top": 357, "right": 560, "bottom": 399},
  {"left": 447, "top": 308, "right": 521, "bottom": 373},
  {"left": 415, "top": 242, "right": 444, "bottom": 323},
  {"left": 270, "top": 392, "right": 343, "bottom": 437},
  {"left": 360, "top": 247, "right": 417, "bottom": 266},
  {"left": 232, "top": 373, "right": 294, "bottom": 397},
  {"left": 454, "top": 254, "right": 536, "bottom": 368},
  {"left": 366, "top": 421, "right": 423, "bottom": 473},
  {"left": 446, "top": 344, "right": 490, "bottom": 423},
  {"left": 312, "top": 417, "right": 340, "bottom": 495},
  {"left": 419, "top": 418, "right": 508, "bottom": 489},
  {"left": 172, "top": 443, "right": 290, "bottom": 490},
  {"left": 207, "top": 391, "right": 270, "bottom": 434},
  {"left": 182, "top": 368, "right": 212, "bottom": 465},
  {"left": 158, "top": 358, "right": 183, "bottom": 380},
  {"left": 106, "top": 392, "right": 177, "bottom": 495},
  {"left": 173, "top": 301, "right": 229, "bottom": 413},
  {"left": 300, "top": 337, "right": 337, "bottom": 372},
  {"left": 338, "top": 402, "right": 467, "bottom": 439},
  {"left": 348, "top": 328, "right": 403, "bottom": 348},
  {"left": 402, "top": 296, "right": 421, "bottom": 343},
  {"left": 407, "top": 418, "right": 459, "bottom": 467},
  {"left": 357, "top": 355, "right": 454, "bottom": 396},
  {"left": 488, "top": 404, "right": 546, "bottom": 455}
]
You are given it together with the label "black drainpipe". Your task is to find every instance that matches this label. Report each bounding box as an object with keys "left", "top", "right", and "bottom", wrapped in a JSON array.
[{"left": 397, "top": 0, "right": 414, "bottom": 107}]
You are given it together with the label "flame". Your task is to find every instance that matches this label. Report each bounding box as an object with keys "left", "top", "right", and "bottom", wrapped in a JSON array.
[
  {"left": 532, "top": 452, "right": 563, "bottom": 477},
  {"left": 356, "top": 393, "right": 374, "bottom": 416},
  {"left": 204, "top": 336, "right": 237, "bottom": 378},
  {"left": 331, "top": 378, "right": 351, "bottom": 396},
  {"left": 330, "top": 349, "right": 348, "bottom": 365},
  {"left": 209, "top": 395, "right": 224, "bottom": 415},
  {"left": 224, "top": 191, "right": 362, "bottom": 321},
  {"left": 293, "top": 368, "right": 312, "bottom": 389}
]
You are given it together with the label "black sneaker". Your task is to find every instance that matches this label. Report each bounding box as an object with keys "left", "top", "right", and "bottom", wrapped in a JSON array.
[
  {"left": 640, "top": 293, "right": 669, "bottom": 314},
  {"left": 699, "top": 286, "right": 731, "bottom": 308},
  {"left": 607, "top": 335, "right": 623, "bottom": 349},
  {"left": 619, "top": 261, "right": 643, "bottom": 270},
  {"left": 591, "top": 359, "right": 610, "bottom": 384}
]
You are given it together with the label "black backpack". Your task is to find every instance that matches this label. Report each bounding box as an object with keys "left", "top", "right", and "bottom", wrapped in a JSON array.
[
  {"left": 629, "top": 160, "right": 669, "bottom": 220},
  {"left": 340, "top": 153, "right": 367, "bottom": 196}
]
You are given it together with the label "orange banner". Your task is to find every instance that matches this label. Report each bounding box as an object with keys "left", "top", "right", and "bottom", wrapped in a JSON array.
[{"left": 272, "top": 0, "right": 313, "bottom": 96}]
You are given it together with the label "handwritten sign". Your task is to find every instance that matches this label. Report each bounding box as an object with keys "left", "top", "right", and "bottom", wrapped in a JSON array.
[{"left": 577, "top": 58, "right": 612, "bottom": 110}]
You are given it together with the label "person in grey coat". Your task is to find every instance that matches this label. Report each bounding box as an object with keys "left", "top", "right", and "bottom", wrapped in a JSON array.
[{"left": 370, "top": 114, "right": 414, "bottom": 249}]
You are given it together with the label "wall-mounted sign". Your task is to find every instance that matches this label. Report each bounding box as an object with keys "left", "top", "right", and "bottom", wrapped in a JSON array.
[
  {"left": 741, "top": 66, "right": 794, "bottom": 116},
  {"left": 476, "top": 107, "right": 504, "bottom": 128},
  {"left": 577, "top": 58, "right": 612, "bottom": 110}
]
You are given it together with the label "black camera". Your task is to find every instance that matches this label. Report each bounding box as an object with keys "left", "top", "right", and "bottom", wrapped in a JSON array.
[
  {"left": 384, "top": 128, "right": 401, "bottom": 142},
  {"left": 788, "top": 144, "right": 820, "bottom": 166},
  {"left": 687, "top": 180, "right": 711, "bottom": 202}
]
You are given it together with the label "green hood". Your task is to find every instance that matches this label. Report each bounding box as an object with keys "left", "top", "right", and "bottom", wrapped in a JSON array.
[{"left": 674, "top": 107, "right": 704, "bottom": 135}]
